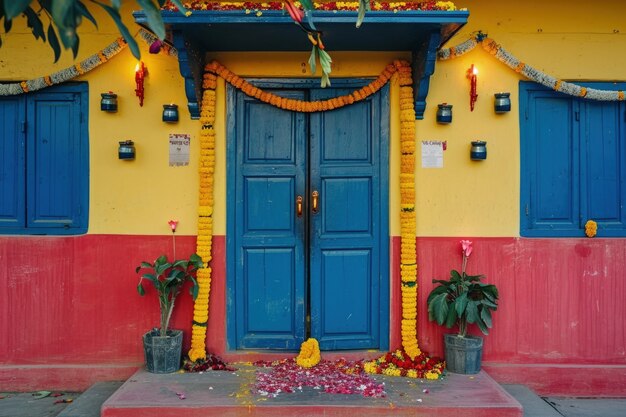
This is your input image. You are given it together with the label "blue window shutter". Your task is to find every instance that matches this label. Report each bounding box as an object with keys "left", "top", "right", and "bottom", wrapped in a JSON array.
[
  {"left": 522, "top": 87, "right": 580, "bottom": 236},
  {"left": 582, "top": 101, "right": 626, "bottom": 230},
  {"left": 26, "top": 89, "right": 87, "bottom": 232},
  {"left": 0, "top": 98, "right": 26, "bottom": 228}
]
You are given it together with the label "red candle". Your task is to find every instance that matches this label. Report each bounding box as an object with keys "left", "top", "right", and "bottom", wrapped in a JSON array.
[
  {"left": 467, "top": 64, "right": 478, "bottom": 111},
  {"left": 135, "top": 62, "right": 146, "bottom": 106}
]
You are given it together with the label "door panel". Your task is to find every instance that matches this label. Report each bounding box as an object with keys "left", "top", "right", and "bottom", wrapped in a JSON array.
[
  {"left": 230, "top": 83, "right": 388, "bottom": 351},
  {"left": 309, "top": 88, "right": 384, "bottom": 350},
  {"left": 0, "top": 98, "right": 25, "bottom": 227},
  {"left": 233, "top": 90, "right": 307, "bottom": 350}
]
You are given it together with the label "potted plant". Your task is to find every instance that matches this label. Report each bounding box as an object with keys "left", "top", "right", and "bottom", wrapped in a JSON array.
[
  {"left": 426, "top": 240, "right": 499, "bottom": 374},
  {"left": 136, "top": 222, "right": 203, "bottom": 373}
]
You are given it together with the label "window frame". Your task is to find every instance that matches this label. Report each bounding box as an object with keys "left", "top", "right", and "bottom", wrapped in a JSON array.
[
  {"left": 0, "top": 82, "right": 89, "bottom": 235},
  {"left": 520, "top": 81, "right": 626, "bottom": 237}
]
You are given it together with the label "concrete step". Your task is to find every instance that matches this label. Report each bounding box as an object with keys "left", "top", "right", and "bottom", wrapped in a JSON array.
[
  {"left": 57, "top": 382, "right": 123, "bottom": 417},
  {"left": 502, "top": 385, "right": 562, "bottom": 417},
  {"left": 102, "top": 368, "right": 522, "bottom": 417}
]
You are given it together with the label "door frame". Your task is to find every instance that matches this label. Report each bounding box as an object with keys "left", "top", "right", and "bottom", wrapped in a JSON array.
[{"left": 225, "top": 78, "right": 390, "bottom": 351}]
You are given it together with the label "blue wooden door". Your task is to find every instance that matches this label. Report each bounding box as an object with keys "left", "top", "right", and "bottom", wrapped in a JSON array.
[
  {"left": 0, "top": 98, "right": 26, "bottom": 228},
  {"left": 229, "top": 83, "right": 388, "bottom": 351}
]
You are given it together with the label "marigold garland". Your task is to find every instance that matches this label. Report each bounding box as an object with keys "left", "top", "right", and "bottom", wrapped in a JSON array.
[
  {"left": 585, "top": 220, "right": 597, "bottom": 238},
  {"left": 162, "top": 1, "right": 459, "bottom": 12},
  {"left": 438, "top": 33, "right": 625, "bottom": 101},
  {"left": 188, "top": 72, "right": 218, "bottom": 362},
  {"left": 191, "top": 58, "right": 437, "bottom": 375},
  {"left": 295, "top": 338, "right": 321, "bottom": 368}
]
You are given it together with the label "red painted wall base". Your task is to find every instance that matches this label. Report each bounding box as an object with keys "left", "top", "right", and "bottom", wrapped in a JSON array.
[{"left": 483, "top": 363, "right": 626, "bottom": 397}]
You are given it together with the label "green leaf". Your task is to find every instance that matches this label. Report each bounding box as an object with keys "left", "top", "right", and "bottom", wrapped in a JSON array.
[
  {"left": 455, "top": 291, "right": 469, "bottom": 317},
  {"left": 136, "top": 0, "right": 166, "bottom": 39},
  {"left": 465, "top": 274, "right": 485, "bottom": 282},
  {"left": 76, "top": 1, "right": 98, "bottom": 28},
  {"left": 51, "top": 0, "right": 74, "bottom": 29},
  {"left": 189, "top": 253, "right": 203, "bottom": 265},
  {"left": 481, "top": 298, "right": 498, "bottom": 308},
  {"left": 4, "top": 17, "right": 13, "bottom": 33},
  {"left": 476, "top": 316, "right": 489, "bottom": 334},
  {"left": 94, "top": 1, "right": 140, "bottom": 59},
  {"left": 169, "top": 0, "right": 188, "bottom": 14},
  {"left": 141, "top": 273, "right": 158, "bottom": 284},
  {"left": 356, "top": 0, "right": 370, "bottom": 28},
  {"left": 71, "top": 33, "right": 80, "bottom": 58},
  {"left": 444, "top": 303, "right": 458, "bottom": 328},
  {"left": 4, "top": 0, "right": 32, "bottom": 20},
  {"left": 47, "top": 23, "right": 61, "bottom": 62},
  {"left": 189, "top": 277, "right": 199, "bottom": 300},
  {"left": 23, "top": 7, "right": 46, "bottom": 42},
  {"left": 428, "top": 292, "right": 449, "bottom": 325},
  {"left": 480, "top": 307, "right": 493, "bottom": 328},
  {"left": 137, "top": 283, "right": 145, "bottom": 296},
  {"left": 321, "top": 71, "right": 331, "bottom": 88},
  {"left": 308, "top": 46, "right": 317, "bottom": 75},
  {"left": 112, "top": 0, "right": 122, "bottom": 8},
  {"left": 465, "top": 300, "right": 479, "bottom": 324},
  {"left": 318, "top": 48, "right": 332, "bottom": 74},
  {"left": 450, "top": 269, "right": 463, "bottom": 282},
  {"left": 426, "top": 285, "right": 448, "bottom": 304}
]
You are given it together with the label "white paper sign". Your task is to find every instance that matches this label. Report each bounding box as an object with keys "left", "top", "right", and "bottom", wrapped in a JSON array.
[
  {"left": 169, "top": 133, "right": 191, "bottom": 167},
  {"left": 421, "top": 140, "right": 444, "bottom": 168}
]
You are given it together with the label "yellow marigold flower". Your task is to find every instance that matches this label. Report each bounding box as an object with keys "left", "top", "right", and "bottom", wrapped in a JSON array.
[{"left": 585, "top": 220, "right": 597, "bottom": 238}]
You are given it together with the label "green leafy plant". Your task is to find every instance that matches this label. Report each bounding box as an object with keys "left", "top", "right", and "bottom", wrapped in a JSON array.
[
  {"left": 427, "top": 240, "right": 499, "bottom": 337},
  {"left": 136, "top": 253, "right": 203, "bottom": 337},
  {"left": 0, "top": 0, "right": 187, "bottom": 62}
]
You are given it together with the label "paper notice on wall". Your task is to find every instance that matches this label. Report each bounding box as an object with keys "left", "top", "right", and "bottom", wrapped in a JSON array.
[
  {"left": 421, "top": 140, "right": 444, "bottom": 168},
  {"left": 169, "top": 134, "right": 191, "bottom": 167}
]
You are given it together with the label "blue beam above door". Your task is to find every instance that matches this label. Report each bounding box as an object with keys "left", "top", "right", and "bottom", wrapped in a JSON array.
[{"left": 133, "top": 10, "right": 468, "bottom": 120}]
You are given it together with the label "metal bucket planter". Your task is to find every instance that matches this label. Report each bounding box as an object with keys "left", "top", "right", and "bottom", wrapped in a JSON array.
[
  {"left": 444, "top": 334, "right": 483, "bottom": 374},
  {"left": 143, "top": 329, "right": 183, "bottom": 373}
]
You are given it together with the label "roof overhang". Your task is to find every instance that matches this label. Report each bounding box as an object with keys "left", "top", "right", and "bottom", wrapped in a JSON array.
[{"left": 134, "top": 10, "right": 469, "bottom": 119}]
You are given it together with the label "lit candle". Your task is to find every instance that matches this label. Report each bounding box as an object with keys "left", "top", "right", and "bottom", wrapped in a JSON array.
[
  {"left": 467, "top": 64, "right": 478, "bottom": 111},
  {"left": 135, "top": 62, "right": 146, "bottom": 106}
]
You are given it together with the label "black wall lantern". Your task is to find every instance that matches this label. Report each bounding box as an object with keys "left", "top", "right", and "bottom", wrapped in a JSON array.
[
  {"left": 436, "top": 103, "right": 453, "bottom": 124},
  {"left": 101, "top": 92, "right": 118, "bottom": 112},
  {"left": 162, "top": 104, "right": 179, "bottom": 122},
  {"left": 470, "top": 141, "right": 487, "bottom": 160},
  {"left": 118, "top": 140, "right": 136, "bottom": 160},
  {"left": 494, "top": 92, "right": 511, "bottom": 113}
]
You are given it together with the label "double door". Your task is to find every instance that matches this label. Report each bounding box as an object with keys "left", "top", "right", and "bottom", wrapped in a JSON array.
[{"left": 228, "top": 82, "right": 389, "bottom": 350}]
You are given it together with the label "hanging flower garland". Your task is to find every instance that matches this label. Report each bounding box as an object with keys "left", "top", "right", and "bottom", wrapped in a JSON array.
[
  {"left": 188, "top": 71, "right": 218, "bottom": 362},
  {"left": 0, "top": 37, "right": 127, "bottom": 96},
  {"left": 438, "top": 32, "right": 625, "bottom": 101},
  {"left": 191, "top": 58, "right": 443, "bottom": 377},
  {"left": 0, "top": 29, "right": 176, "bottom": 97}
]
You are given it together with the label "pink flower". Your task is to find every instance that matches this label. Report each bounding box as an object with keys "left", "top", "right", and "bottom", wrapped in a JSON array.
[
  {"left": 460, "top": 240, "right": 473, "bottom": 257},
  {"left": 168, "top": 220, "right": 179, "bottom": 233}
]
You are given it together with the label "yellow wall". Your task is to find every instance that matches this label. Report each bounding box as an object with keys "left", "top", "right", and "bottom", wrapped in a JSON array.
[
  {"left": 2, "top": 1, "right": 625, "bottom": 237},
  {"left": 417, "top": 0, "right": 626, "bottom": 237}
]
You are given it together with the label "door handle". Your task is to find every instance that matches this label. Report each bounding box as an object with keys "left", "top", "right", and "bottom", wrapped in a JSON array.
[
  {"left": 311, "top": 191, "right": 319, "bottom": 214},
  {"left": 296, "top": 195, "right": 303, "bottom": 217}
]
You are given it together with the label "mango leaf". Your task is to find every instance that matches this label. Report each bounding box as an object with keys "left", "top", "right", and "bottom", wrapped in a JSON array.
[
  {"left": 136, "top": 0, "right": 165, "bottom": 39},
  {"left": 94, "top": 1, "right": 140, "bottom": 59},
  {"left": 47, "top": 23, "right": 61, "bottom": 62},
  {"left": 51, "top": 1, "right": 74, "bottom": 28},
  {"left": 112, "top": 0, "right": 122, "bottom": 8},
  {"left": 23, "top": 7, "right": 45, "bottom": 41},
  {"left": 318, "top": 48, "right": 332, "bottom": 74},
  {"left": 321, "top": 71, "right": 331, "bottom": 88},
  {"left": 4, "top": 0, "right": 32, "bottom": 20},
  {"left": 76, "top": 1, "right": 98, "bottom": 28},
  {"left": 169, "top": 0, "right": 188, "bottom": 13},
  {"left": 3, "top": 16, "right": 12, "bottom": 33},
  {"left": 356, "top": 0, "right": 370, "bottom": 28},
  {"left": 308, "top": 46, "right": 317, "bottom": 74}
]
